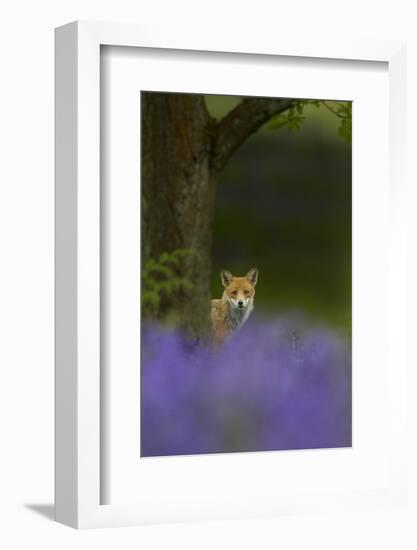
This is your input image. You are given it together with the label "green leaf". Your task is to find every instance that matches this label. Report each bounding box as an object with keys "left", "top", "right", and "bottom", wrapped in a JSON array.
[
  {"left": 267, "top": 99, "right": 351, "bottom": 142},
  {"left": 142, "top": 290, "right": 160, "bottom": 308},
  {"left": 141, "top": 248, "right": 194, "bottom": 318}
]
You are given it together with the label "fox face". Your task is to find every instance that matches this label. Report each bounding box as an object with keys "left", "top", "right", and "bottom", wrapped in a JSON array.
[
  {"left": 221, "top": 268, "right": 258, "bottom": 311},
  {"left": 210, "top": 268, "right": 259, "bottom": 347}
]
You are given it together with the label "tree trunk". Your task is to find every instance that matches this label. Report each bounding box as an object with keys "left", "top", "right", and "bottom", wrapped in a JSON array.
[{"left": 141, "top": 92, "right": 216, "bottom": 337}]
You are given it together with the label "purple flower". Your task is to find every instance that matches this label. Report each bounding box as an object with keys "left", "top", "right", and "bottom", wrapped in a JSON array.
[{"left": 141, "top": 316, "right": 351, "bottom": 457}]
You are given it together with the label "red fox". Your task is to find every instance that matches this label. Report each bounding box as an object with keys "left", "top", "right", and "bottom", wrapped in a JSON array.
[{"left": 210, "top": 268, "right": 258, "bottom": 348}]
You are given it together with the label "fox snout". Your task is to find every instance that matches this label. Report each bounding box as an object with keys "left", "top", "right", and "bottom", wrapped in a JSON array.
[{"left": 231, "top": 296, "right": 249, "bottom": 309}]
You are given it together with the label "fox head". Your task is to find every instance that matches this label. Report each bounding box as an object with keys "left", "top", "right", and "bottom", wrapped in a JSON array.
[{"left": 220, "top": 268, "right": 259, "bottom": 311}]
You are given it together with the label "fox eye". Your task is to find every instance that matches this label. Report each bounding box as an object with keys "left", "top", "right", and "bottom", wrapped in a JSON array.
[
  {"left": 244, "top": 290, "right": 250, "bottom": 295},
  {"left": 231, "top": 291, "right": 237, "bottom": 297}
]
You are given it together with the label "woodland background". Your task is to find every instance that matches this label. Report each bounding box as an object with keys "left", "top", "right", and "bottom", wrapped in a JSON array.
[{"left": 142, "top": 93, "right": 351, "bottom": 336}]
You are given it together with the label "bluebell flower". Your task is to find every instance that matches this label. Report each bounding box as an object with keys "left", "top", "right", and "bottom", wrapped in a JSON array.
[{"left": 141, "top": 316, "right": 351, "bottom": 457}]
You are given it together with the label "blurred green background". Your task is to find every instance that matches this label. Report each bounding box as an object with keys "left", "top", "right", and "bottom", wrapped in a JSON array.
[{"left": 205, "top": 96, "right": 352, "bottom": 333}]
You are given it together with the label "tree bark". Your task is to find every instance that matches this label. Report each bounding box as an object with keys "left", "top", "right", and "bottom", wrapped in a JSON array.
[
  {"left": 141, "top": 93, "right": 294, "bottom": 337},
  {"left": 210, "top": 97, "right": 294, "bottom": 173},
  {"left": 141, "top": 92, "right": 216, "bottom": 337}
]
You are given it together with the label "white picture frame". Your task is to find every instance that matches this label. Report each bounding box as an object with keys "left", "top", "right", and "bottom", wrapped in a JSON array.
[{"left": 55, "top": 21, "right": 407, "bottom": 529}]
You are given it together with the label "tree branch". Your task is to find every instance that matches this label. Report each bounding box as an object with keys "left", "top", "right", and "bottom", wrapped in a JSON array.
[{"left": 210, "top": 97, "right": 294, "bottom": 173}]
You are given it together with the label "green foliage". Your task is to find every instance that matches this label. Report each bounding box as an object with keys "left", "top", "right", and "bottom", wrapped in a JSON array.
[
  {"left": 268, "top": 102, "right": 306, "bottom": 132},
  {"left": 321, "top": 101, "right": 352, "bottom": 141},
  {"left": 142, "top": 248, "right": 193, "bottom": 317},
  {"left": 268, "top": 99, "right": 352, "bottom": 142}
]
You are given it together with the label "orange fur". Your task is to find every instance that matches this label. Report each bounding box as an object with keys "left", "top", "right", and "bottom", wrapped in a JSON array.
[{"left": 210, "top": 268, "right": 258, "bottom": 348}]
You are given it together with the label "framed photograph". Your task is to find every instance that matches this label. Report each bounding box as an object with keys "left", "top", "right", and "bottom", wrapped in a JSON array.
[{"left": 55, "top": 21, "right": 407, "bottom": 528}]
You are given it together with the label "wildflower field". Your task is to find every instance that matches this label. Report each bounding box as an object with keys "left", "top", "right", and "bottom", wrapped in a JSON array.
[{"left": 141, "top": 316, "right": 351, "bottom": 457}]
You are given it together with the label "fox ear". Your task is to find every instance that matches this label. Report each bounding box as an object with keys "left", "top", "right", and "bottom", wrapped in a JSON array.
[
  {"left": 246, "top": 267, "right": 259, "bottom": 286},
  {"left": 221, "top": 270, "right": 233, "bottom": 287}
]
